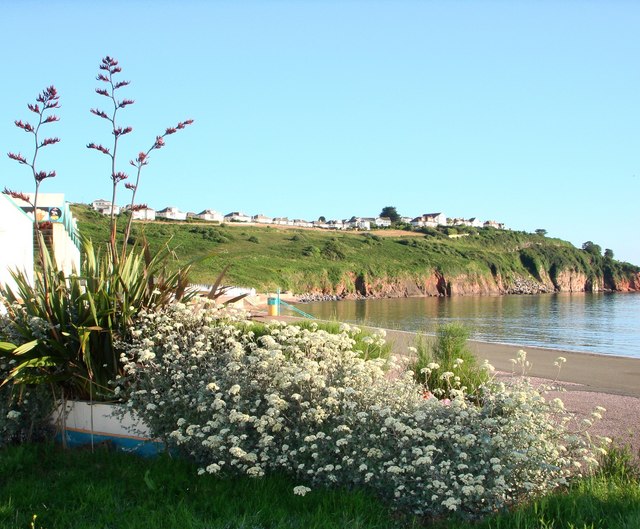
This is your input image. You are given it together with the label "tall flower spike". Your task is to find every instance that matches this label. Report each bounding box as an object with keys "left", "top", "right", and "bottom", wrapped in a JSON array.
[
  {"left": 8, "top": 85, "right": 60, "bottom": 314},
  {"left": 90, "top": 56, "right": 135, "bottom": 261}
]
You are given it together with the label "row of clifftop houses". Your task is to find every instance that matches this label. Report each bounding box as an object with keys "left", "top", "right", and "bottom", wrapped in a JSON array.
[{"left": 90, "top": 199, "right": 506, "bottom": 231}]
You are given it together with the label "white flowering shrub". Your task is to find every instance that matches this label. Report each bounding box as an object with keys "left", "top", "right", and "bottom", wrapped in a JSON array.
[{"left": 116, "top": 303, "right": 600, "bottom": 519}]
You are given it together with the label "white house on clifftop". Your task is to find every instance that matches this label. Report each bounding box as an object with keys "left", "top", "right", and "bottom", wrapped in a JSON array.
[
  {"left": 411, "top": 212, "right": 447, "bottom": 228},
  {"left": 130, "top": 206, "right": 156, "bottom": 221},
  {"left": 196, "top": 209, "right": 224, "bottom": 222},
  {"left": 224, "top": 212, "right": 251, "bottom": 223},
  {"left": 92, "top": 198, "right": 120, "bottom": 215},
  {"left": 156, "top": 206, "right": 186, "bottom": 221}
]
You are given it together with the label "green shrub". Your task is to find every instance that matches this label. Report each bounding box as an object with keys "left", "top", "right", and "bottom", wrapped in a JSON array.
[
  {"left": 596, "top": 444, "right": 640, "bottom": 483},
  {"left": 301, "top": 245, "right": 320, "bottom": 257},
  {"left": 409, "top": 323, "right": 489, "bottom": 398},
  {"left": 321, "top": 240, "right": 346, "bottom": 261},
  {"left": 361, "top": 233, "right": 382, "bottom": 245}
]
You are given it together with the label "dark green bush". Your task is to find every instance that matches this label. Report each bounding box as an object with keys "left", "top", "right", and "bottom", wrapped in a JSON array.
[
  {"left": 322, "top": 241, "right": 346, "bottom": 261},
  {"left": 409, "top": 323, "right": 488, "bottom": 399},
  {"left": 302, "top": 245, "right": 320, "bottom": 257}
]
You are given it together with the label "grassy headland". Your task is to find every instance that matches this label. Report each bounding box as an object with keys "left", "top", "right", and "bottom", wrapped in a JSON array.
[{"left": 71, "top": 204, "right": 640, "bottom": 296}]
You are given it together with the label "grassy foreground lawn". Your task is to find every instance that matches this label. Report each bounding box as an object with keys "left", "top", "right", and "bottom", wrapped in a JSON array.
[
  {"left": 1, "top": 443, "right": 639, "bottom": 529},
  {"left": 0, "top": 443, "right": 415, "bottom": 529}
]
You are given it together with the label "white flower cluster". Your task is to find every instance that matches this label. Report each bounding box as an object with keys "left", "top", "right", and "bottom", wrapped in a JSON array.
[
  {"left": 0, "top": 299, "right": 55, "bottom": 342},
  {"left": 116, "top": 303, "right": 601, "bottom": 518}
]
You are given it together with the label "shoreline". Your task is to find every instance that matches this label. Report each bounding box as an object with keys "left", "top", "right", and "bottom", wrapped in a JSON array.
[
  {"left": 381, "top": 328, "right": 640, "bottom": 398},
  {"left": 247, "top": 291, "right": 640, "bottom": 363},
  {"left": 255, "top": 314, "right": 640, "bottom": 398}
]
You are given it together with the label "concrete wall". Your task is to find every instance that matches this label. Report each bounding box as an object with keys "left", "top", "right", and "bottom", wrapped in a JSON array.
[
  {"left": 50, "top": 222, "right": 81, "bottom": 276},
  {"left": 0, "top": 194, "right": 34, "bottom": 293},
  {"left": 7, "top": 193, "right": 81, "bottom": 277}
]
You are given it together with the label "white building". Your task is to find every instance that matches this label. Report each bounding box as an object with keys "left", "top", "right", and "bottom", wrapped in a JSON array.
[
  {"left": 5, "top": 193, "right": 81, "bottom": 278},
  {"left": 252, "top": 214, "right": 273, "bottom": 224},
  {"left": 292, "top": 219, "right": 313, "bottom": 228},
  {"left": 325, "top": 220, "right": 345, "bottom": 230},
  {"left": 92, "top": 198, "right": 120, "bottom": 216},
  {"left": 374, "top": 216, "right": 392, "bottom": 227},
  {"left": 197, "top": 209, "right": 224, "bottom": 222},
  {"left": 224, "top": 211, "right": 251, "bottom": 223},
  {"left": 156, "top": 206, "right": 187, "bottom": 221},
  {"left": 131, "top": 207, "right": 156, "bottom": 221},
  {"left": 450, "top": 217, "right": 484, "bottom": 228},
  {"left": 346, "top": 217, "right": 371, "bottom": 230},
  {"left": 411, "top": 212, "right": 446, "bottom": 228},
  {"left": 0, "top": 193, "right": 34, "bottom": 293}
]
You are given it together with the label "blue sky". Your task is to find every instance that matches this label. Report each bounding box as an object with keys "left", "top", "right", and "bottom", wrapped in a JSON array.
[{"left": 2, "top": 1, "right": 639, "bottom": 264}]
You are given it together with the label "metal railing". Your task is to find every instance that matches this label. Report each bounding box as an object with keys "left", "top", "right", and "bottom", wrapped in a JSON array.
[{"left": 278, "top": 299, "right": 315, "bottom": 319}]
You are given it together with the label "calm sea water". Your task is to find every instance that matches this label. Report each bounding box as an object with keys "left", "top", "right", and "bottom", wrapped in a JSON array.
[{"left": 299, "top": 293, "right": 640, "bottom": 359}]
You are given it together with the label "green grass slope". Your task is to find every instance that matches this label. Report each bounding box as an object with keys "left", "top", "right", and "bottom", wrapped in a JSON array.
[{"left": 71, "top": 204, "right": 639, "bottom": 295}]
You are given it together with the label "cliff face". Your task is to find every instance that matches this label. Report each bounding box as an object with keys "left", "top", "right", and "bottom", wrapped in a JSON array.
[
  {"left": 306, "top": 266, "right": 638, "bottom": 299},
  {"left": 612, "top": 272, "right": 640, "bottom": 292},
  {"left": 552, "top": 269, "right": 603, "bottom": 292}
]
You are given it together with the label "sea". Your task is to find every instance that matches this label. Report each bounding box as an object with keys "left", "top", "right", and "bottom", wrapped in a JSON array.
[{"left": 298, "top": 292, "right": 640, "bottom": 359}]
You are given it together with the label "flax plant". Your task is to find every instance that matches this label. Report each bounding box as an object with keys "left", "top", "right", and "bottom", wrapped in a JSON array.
[
  {"left": 1, "top": 56, "right": 196, "bottom": 401},
  {"left": 0, "top": 239, "right": 195, "bottom": 398}
]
